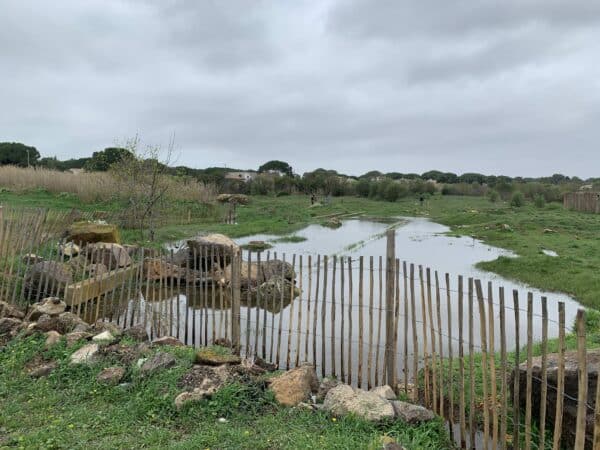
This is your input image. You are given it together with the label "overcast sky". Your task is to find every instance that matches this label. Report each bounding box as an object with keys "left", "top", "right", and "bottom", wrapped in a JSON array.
[{"left": 1, "top": 1, "right": 599, "bottom": 177}]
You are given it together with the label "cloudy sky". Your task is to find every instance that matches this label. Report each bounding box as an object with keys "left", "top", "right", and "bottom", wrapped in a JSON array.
[{"left": 1, "top": 1, "right": 599, "bottom": 177}]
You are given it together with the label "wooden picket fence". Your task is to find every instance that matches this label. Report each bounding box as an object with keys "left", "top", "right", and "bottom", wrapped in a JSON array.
[
  {"left": 1, "top": 211, "right": 600, "bottom": 449},
  {"left": 563, "top": 192, "right": 600, "bottom": 214}
]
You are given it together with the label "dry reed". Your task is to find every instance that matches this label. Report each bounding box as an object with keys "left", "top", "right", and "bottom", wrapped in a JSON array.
[{"left": 0, "top": 166, "right": 216, "bottom": 203}]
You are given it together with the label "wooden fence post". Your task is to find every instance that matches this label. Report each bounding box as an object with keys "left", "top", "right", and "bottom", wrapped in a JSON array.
[
  {"left": 385, "top": 229, "right": 396, "bottom": 390},
  {"left": 574, "top": 309, "right": 587, "bottom": 450},
  {"left": 231, "top": 248, "right": 241, "bottom": 354}
]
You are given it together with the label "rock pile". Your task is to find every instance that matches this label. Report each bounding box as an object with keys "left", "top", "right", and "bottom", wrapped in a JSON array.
[{"left": 266, "top": 363, "right": 435, "bottom": 423}]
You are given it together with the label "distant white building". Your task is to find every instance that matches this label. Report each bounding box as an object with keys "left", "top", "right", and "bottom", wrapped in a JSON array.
[{"left": 225, "top": 171, "right": 257, "bottom": 182}]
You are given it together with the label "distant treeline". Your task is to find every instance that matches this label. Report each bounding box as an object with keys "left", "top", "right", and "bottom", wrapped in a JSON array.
[{"left": 1, "top": 142, "right": 598, "bottom": 203}]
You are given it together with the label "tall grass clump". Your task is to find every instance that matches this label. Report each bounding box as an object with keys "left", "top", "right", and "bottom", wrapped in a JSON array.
[{"left": 533, "top": 194, "right": 546, "bottom": 208}]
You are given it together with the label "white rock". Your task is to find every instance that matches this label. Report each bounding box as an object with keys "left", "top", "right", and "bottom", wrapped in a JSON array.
[
  {"left": 92, "top": 330, "right": 115, "bottom": 343},
  {"left": 323, "top": 384, "right": 395, "bottom": 422},
  {"left": 70, "top": 343, "right": 99, "bottom": 365}
]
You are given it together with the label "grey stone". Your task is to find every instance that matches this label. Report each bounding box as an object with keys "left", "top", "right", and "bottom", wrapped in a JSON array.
[
  {"left": 122, "top": 324, "right": 149, "bottom": 342},
  {"left": 317, "top": 377, "right": 341, "bottom": 402},
  {"left": 70, "top": 343, "right": 100, "bottom": 365},
  {"left": 58, "top": 312, "right": 91, "bottom": 334},
  {"left": 97, "top": 366, "right": 125, "bottom": 385},
  {"left": 323, "top": 384, "right": 395, "bottom": 422},
  {"left": 24, "top": 262, "right": 73, "bottom": 298},
  {"left": 152, "top": 336, "right": 184, "bottom": 347},
  {"left": 391, "top": 401, "right": 435, "bottom": 424},
  {"left": 29, "top": 361, "right": 58, "bottom": 378},
  {"left": 140, "top": 352, "right": 176, "bottom": 375},
  {"left": 26, "top": 297, "right": 66, "bottom": 321},
  {"left": 65, "top": 331, "right": 92, "bottom": 347},
  {"left": 45, "top": 330, "right": 62, "bottom": 348},
  {"left": 174, "top": 386, "right": 216, "bottom": 410},
  {"left": 92, "top": 320, "right": 122, "bottom": 336}
]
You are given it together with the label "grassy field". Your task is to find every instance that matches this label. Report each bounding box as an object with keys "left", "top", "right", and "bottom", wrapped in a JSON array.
[{"left": 0, "top": 335, "right": 451, "bottom": 449}]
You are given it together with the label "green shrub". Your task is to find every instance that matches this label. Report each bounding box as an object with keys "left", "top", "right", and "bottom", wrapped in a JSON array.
[
  {"left": 510, "top": 191, "right": 525, "bottom": 207},
  {"left": 488, "top": 189, "right": 499, "bottom": 203},
  {"left": 275, "top": 191, "right": 289, "bottom": 197},
  {"left": 534, "top": 194, "right": 546, "bottom": 208}
]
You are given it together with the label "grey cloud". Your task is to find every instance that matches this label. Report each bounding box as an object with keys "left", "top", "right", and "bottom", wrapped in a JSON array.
[
  {"left": 328, "top": 0, "right": 600, "bottom": 39},
  {"left": 0, "top": 0, "right": 599, "bottom": 178}
]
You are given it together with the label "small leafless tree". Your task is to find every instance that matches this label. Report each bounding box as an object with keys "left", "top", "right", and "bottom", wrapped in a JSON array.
[{"left": 110, "top": 136, "right": 176, "bottom": 241}]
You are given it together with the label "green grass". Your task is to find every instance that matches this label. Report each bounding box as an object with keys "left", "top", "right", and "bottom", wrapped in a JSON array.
[{"left": 0, "top": 335, "right": 452, "bottom": 449}]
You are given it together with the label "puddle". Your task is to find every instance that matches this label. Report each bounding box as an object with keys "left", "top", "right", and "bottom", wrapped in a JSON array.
[{"left": 118, "top": 217, "right": 581, "bottom": 391}]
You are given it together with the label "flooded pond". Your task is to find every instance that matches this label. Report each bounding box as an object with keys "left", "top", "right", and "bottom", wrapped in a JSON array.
[{"left": 123, "top": 217, "right": 581, "bottom": 388}]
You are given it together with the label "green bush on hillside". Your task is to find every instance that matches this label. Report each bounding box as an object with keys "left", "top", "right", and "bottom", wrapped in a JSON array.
[{"left": 510, "top": 191, "right": 525, "bottom": 207}]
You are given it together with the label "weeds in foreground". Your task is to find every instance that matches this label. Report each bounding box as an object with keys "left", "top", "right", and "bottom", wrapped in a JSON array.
[{"left": 0, "top": 335, "right": 453, "bottom": 449}]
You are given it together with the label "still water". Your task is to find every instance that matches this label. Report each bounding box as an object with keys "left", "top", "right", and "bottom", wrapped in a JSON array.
[{"left": 124, "top": 217, "right": 581, "bottom": 387}]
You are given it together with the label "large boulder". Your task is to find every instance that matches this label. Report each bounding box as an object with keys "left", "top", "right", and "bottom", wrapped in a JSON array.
[
  {"left": 66, "top": 221, "right": 120, "bottom": 245},
  {"left": 187, "top": 234, "right": 239, "bottom": 271},
  {"left": 85, "top": 243, "right": 132, "bottom": 269},
  {"left": 269, "top": 363, "right": 319, "bottom": 406},
  {"left": 24, "top": 261, "right": 73, "bottom": 299},
  {"left": 512, "top": 349, "right": 600, "bottom": 450},
  {"left": 323, "top": 384, "right": 395, "bottom": 422}
]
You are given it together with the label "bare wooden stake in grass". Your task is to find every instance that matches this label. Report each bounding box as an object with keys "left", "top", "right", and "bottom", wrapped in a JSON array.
[
  {"left": 574, "top": 309, "right": 587, "bottom": 450},
  {"left": 551, "top": 302, "right": 565, "bottom": 450},
  {"left": 539, "top": 297, "right": 548, "bottom": 450}
]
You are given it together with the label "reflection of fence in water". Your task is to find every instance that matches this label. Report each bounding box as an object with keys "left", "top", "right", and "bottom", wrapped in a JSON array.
[{"left": 1, "top": 211, "right": 600, "bottom": 449}]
